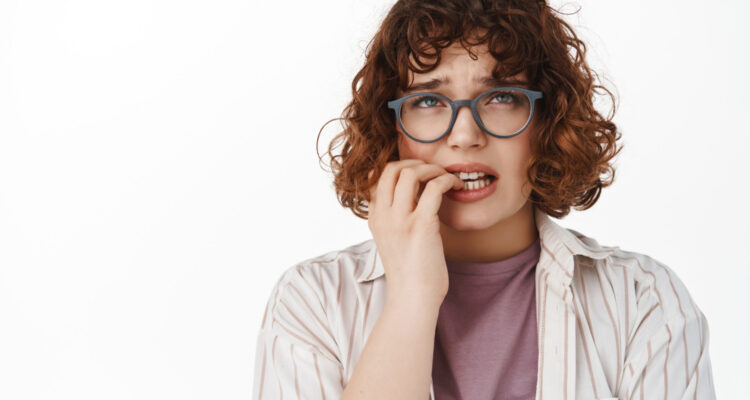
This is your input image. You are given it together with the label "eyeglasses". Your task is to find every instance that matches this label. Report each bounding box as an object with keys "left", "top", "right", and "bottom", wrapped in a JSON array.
[{"left": 387, "top": 86, "right": 543, "bottom": 143}]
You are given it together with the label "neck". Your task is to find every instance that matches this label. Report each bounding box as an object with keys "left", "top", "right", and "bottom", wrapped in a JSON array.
[{"left": 440, "top": 201, "right": 539, "bottom": 263}]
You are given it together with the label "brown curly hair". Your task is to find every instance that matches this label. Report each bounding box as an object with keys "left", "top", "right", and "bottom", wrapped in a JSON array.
[{"left": 316, "top": 0, "right": 623, "bottom": 219}]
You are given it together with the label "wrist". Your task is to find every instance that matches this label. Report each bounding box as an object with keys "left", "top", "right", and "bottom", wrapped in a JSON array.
[{"left": 385, "top": 287, "right": 445, "bottom": 313}]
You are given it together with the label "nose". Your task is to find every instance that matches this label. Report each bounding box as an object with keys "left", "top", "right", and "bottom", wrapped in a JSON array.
[{"left": 445, "top": 103, "right": 487, "bottom": 149}]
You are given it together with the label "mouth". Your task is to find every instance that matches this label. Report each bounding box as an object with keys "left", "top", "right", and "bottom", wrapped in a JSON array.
[
  {"left": 444, "top": 162, "right": 499, "bottom": 192},
  {"left": 449, "top": 171, "right": 497, "bottom": 191}
]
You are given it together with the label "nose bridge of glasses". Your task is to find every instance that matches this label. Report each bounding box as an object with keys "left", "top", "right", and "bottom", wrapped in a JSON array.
[
  {"left": 453, "top": 99, "right": 474, "bottom": 109},
  {"left": 451, "top": 99, "right": 480, "bottom": 127}
]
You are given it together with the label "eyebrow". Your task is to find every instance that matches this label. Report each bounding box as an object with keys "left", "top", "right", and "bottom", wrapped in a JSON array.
[{"left": 404, "top": 75, "right": 529, "bottom": 93}]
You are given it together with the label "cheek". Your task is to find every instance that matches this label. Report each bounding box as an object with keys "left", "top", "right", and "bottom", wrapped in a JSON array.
[
  {"left": 397, "top": 132, "right": 432, "bottom": 160},
  {"left": 497, "top": 139, "right": 532, "bottom": 184},
  {"left": 503, "top": 138, "right": 534, "bottom": 197},
  {"left": 395, "top": 133, "right": 409, "bottom": 159}
]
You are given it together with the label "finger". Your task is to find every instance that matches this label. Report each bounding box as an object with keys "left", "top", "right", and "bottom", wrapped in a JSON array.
[
  {"left": 414, "top": 172, "right": 464, "bottom": 218},
  {"left": 375, "top": 159, "right": 425, "bottom": 207},
  {"left": 391, "top": 163, "right": 451, "bottom": 216}
]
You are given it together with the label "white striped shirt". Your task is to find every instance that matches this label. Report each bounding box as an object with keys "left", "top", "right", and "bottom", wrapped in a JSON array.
[{"left": 252, "top": 207, "right": 716, "bottom": 399}]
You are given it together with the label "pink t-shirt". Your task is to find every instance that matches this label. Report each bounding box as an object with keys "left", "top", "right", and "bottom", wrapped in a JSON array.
[{"left": 432, "top": 237, "right": 541, "bottom": 400}]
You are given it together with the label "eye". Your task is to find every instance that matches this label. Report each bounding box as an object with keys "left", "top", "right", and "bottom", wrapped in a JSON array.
[
  {"left": 489, "top": 91, "right": 518, "bottom": 104},
  {"left": 412, "top": 95, "right": 442, "bottom": 108}
]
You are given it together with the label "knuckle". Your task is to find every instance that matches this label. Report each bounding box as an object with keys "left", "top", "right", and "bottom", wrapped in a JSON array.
[
  {"left": 424, "top": 176, "right": 444, "bottom": 188},
  {"left": 399, "top": 167, "right": 416, "bottom": 180}
]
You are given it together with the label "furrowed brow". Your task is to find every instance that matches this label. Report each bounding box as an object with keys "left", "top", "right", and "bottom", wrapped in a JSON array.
[
  {"left": 404, "top": 75, "right": 529, "bottom": 93},
  {"left": 405, "top": 77, "right": 447, "bottom": 92},
  {"left": 477, "top": 76, "right": 529, "bottom": 87}
]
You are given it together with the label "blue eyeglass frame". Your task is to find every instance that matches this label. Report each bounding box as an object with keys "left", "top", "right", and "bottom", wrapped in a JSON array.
[{"left": 386, "top": 86, "right": 544, "bottom": 143}]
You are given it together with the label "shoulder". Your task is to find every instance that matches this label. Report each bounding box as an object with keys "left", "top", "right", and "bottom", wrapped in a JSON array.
[
  {"left": 259, "top": 238, "right": 375, "bottom": 331},
  {"left": 565, "top": 226, "right": 705, "bottom": 334},
  {"left": 277, "top": 238, "right": 374, "bottom": 296},
  {"left": 603, "top": 244, "right": 702, "bottom": 325},
  {"left": 567, "top": 230, "right": 711, "bottom": 372},
  {"left": 575, "top": 238, "right": 717, "bottom": 397},
  {"left": 254, "top": 240, "right": 374, "bottom": 365}
]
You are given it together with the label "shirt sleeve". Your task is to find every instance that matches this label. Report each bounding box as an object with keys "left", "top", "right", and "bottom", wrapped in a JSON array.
[
  {"left": 252, "top": 266, "right": 345, "bottom": 400},
  {"left": 619, "top": 265, "right": 717, "bottom": 400}
]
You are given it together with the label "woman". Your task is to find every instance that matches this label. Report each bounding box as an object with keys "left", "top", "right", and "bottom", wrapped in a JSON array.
[{"left": 252, "top": 1, "right": 716, "bottom": 399}]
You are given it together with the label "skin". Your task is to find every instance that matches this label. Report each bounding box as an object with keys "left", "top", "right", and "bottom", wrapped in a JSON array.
[{"left": 395, "top": 41, "right": 540, "bottom": 263}]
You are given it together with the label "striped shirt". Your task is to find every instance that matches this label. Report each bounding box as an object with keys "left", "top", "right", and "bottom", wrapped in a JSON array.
[{"left": 252, "top": 207, "right": 716, "bottom": 399}]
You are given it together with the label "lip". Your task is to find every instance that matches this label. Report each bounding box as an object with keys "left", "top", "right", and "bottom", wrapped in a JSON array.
[{"left": 444, "top": 162, "right": 499, "bottom": 177}]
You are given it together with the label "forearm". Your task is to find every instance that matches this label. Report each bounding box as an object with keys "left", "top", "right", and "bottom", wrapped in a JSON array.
[{"left": 341, "top": 291, "right": 442, "bottom": 400}]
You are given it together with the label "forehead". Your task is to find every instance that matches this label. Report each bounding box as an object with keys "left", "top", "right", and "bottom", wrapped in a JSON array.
[
  {"left": 409, "top": 41, "right": 493, "bottom": 71},
  {"left": 443, "top": 41, "right": 490, "bottom": 56},
  {"left": 404, "top": 41, "right": 527, "bottom": 87}
]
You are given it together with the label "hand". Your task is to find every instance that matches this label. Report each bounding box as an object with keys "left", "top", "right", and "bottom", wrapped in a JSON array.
[{"left": 366, "top": 159, "right": 465, "bottom": 305}]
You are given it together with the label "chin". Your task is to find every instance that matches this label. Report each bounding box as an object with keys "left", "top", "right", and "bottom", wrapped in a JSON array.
[{"left": 438, "top": 203, "right": 505, "bottom": 231}]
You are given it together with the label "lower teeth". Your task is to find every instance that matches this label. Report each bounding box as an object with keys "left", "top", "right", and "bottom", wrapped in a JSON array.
[{"left": 462, "top": 178, "right": 491, "bottom": 191}]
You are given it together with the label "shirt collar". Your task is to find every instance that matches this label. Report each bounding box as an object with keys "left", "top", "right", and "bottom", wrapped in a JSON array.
[{"left": 355, "top": 206, "right": 617, "bottom": 284}]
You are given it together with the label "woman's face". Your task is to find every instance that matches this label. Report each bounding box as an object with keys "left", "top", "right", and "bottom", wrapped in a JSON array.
[{"left": 396, "top": 42, "right": 537, "bottom": 231}]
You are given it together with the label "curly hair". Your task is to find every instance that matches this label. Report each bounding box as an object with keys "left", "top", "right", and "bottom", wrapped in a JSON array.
[{"left": 316, "top": 0, "right": 623, "bottom": 219}]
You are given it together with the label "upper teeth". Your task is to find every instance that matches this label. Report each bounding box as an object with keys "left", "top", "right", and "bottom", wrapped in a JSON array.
[{"left": 452, "top": 171, "right": 486, "bottom": 180}]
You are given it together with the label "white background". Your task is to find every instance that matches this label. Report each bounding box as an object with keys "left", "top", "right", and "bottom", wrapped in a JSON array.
[{"left": 1, "top": 0, "right": 747, "bottom": 398}]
